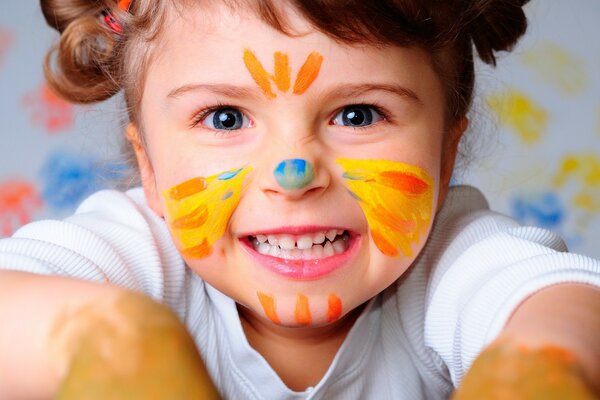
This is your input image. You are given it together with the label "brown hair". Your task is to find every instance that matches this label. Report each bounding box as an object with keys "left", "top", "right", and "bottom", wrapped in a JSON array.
[{"left": 41, "top": 0, "right": 529, "bottom": 125}]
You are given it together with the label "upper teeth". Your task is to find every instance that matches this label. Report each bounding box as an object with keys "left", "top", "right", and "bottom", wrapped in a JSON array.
[{"left": 255, "top": 229, "right": 344, "bottom": 250}]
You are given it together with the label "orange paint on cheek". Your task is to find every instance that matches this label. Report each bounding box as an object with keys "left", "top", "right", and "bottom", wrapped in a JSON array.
[
  {"left": 292, "top": 52, "right": 324, "bottom": 95},
  {"left": 180, "top": 239, "right": 211, "bottom": 259},
  {"left": 167, "top": 177, "right": 207, "bottom": 201},
  {"left": 170, "top": 205, "right": 208, "bottom": 229},
  {"left": 294, "top": 294, "right": 312, "bottom": 325},
  {"left": 257, "top": 292, "right": 280, "bottom": 324},
  {"left": 327, "top": 294, "right": 343, "bottom": 323},
  {"left": 377, "top": 171, "right": 429, "bottom": 195}
]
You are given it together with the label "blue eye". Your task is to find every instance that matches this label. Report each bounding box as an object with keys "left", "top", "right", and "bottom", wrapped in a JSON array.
[
  {"left": 202, "top": 108, "right": 251, "bottom": 130},
  {"left": 333, "top": 105, "right": 383, "bottom": 127}
]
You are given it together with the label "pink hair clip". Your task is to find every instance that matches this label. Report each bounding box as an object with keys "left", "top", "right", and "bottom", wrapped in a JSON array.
[{"left": 102, "top": 0, "right": 132, "bottom": 35}]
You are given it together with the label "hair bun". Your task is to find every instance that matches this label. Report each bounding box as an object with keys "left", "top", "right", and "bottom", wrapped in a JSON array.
[{"left": 466, "top": 0, "right": 530, "bottom": 65}]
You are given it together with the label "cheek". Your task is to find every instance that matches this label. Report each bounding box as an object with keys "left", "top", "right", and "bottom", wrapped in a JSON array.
[
  {"left": 337, "top": 158, "right": 435, "bottom": 258},
  {"left": 160, "top": 167, "right": 252, "bottom": 259}
]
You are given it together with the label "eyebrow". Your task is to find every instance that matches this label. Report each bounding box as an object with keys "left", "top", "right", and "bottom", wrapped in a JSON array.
[
  {"left": 167, "top": 83, "right": 264, "bottom": 100},
  {"left": 325, "top": 83, "right": 421, "bottom": 103}
]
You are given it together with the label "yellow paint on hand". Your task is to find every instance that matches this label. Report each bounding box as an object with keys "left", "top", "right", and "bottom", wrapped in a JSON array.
[
  {"left": 452, "top": 341, "right": 595, "bottom": 399},
  {"left": 337, "top": 158, "right": 433, "bottom": 258},
  {"left": 162, "top": 167, "right": 251, "bottom": 259},
  {"left": 521, "top": 41, "right": 588, "bottom": 96},
  {"left": 243, "top": 49, "right": 323, "bottom": 99},
  {"left": 487, "top": 88, "right": 549, "bottom": 146}
]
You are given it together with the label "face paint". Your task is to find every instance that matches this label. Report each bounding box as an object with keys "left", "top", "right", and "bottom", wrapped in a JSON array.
[
  {"left": 294, "top": 294, "right": 312, "bottom": 325},
  {"left": 257, "top": 292, "right": 280, "bottom": 324},
  {"left": 162, "top": 166, "right": 251, "bottom": 259},
  {"left": 327, "top": 293, "right": 343, "bottom": 323},
  {"left": 337, "top": 158, "right": 433, "bottom": 257},
  {"left": 274, "top": 158, "right": 315, "bottom": 190},
  {"left": 243, "top": 49, "right": 323, "bottom": 99}
]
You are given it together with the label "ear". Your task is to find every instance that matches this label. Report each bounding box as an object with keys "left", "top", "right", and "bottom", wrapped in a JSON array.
[
  {"left": 437, "top": 116, "right": 468, "bottom": 208},
  {"left": 125, "top": 123, "right": 164, "bottom": 217}
]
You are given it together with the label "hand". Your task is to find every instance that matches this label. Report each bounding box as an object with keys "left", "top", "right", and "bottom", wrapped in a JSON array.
[
  {"left": 452, "top": 340, "right": 597, "bottom": 400},
  {"left": 52, "top": 291, "right": 220, "bottom": 399}
]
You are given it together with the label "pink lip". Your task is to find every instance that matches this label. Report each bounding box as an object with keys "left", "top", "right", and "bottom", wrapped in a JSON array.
[{"left": 239, "top": 230, "right": 361, "bottom": 280}]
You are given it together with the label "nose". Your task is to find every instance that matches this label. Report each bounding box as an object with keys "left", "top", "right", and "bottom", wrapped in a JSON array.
[{"left": 259, "top": 155, "right": 331, "bottom": 201}]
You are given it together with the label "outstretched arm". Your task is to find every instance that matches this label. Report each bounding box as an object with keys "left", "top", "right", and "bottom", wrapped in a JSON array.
[{"left": 454, "top": 283, "right": 600, "bottom": 398}]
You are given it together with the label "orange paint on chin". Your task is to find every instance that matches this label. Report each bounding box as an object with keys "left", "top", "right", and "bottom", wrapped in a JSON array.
[
  {"left": 257, "top": 292, "right": 280, "bottom": 324},
  {"left": 292, "top": 52, "right": 324, "bottom": 95},
  {"left": 294, "top": 294, "right": 312, "bottom": 325},
  {"left": 327, "top": 294, "right": 343, "bottom": 323}
]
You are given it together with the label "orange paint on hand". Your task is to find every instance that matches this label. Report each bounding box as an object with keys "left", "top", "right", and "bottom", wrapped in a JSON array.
[
  {"left": 294, "top": 294, "right": 312, "bottom": 325},
  {"left": 171, "top": 205, "right": 208, "bottom": 229},
  {"left": 181, "top": 239, "right": 212, "bottom": 259},
  {"left": 167, "top": 177, "right": 207, "bottom": 201},
  {"left": 327, "top": 294, "right": 343, "bottom": 323},
  {"left": 257, "top": 292, "right": 280, "bottom": 324},
  {"left": 292, "top": 52, "right": 324, "bottom": 95}
]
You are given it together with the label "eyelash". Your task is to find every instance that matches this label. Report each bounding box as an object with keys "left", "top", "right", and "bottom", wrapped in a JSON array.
[
  {"left": 332, "top": 103, "right": 390, "bottom": 129},
  {"left": 189, "top": 102, "right": 235, "bottom": 129}
]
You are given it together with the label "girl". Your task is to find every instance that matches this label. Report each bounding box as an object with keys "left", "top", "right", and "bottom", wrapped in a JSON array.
[{"left": 1, "top": 0, "right": 599, "bottom": 398}]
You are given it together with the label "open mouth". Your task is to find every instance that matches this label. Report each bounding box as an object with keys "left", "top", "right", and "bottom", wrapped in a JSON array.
[
  {"left": 247, "top": 230, "right": 351, "bottom": 260},
  {"left": 241, "top": 228, "right": 359, "bottom": 280}
]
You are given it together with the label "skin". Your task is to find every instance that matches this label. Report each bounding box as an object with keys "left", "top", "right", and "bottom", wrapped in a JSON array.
[{"left": 54, "top": 292, "right": 219, "bottom": 400}]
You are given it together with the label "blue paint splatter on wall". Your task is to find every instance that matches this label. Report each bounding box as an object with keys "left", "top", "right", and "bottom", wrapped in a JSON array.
[
  {"left": 40, "top": 151, "right": 128, "bottom": 211},
  {"left": 510, "top": 191, "right": 565, "bottom": 229}
]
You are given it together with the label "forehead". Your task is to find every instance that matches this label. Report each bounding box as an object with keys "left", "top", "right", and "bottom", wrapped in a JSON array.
[{"left": 144, "top": 3, "right": 440, "bottom": 100}]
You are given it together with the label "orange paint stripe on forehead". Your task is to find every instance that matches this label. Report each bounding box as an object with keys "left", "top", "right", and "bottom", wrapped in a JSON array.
[
  {"left": 292, "top": 52, "right": 324, "bottom": 95},
  {"left": 167, "top": 177, "right": 207, "bottom": 201},
  {"left": 170, "top": 205, "right": 208, "bottom": 229},
  {"left": 243, "top": 50, "right": 291, "bottom": 99},
  {"left": 327, "top": 294, "right": 343, "bottom": 323},
  {"left": 181, "top": 239, "right": 212, "bottom": 258},
  {"left": 257, "top": 292, "right": 280, "bottom": 324},
  {"left": 294, "top": 294, "right": 312, "bottom": 325}
]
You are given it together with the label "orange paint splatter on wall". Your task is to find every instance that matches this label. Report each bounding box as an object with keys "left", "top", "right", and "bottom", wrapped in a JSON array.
[
  {"left": 243, "top": 49, "right": 323, "bottom": 99},
  {"left": 0, "top": 27, "right": 14, "bottom": 67},
  {"left": 257, "top": 292, "right": 280, "bottom": 324},
  {"left": 0, "top": 180, "right": 42, "bottom": 237},
  {"left": 487, "top": 88, "right": 548, "bottom": 146},
  {"left": 337, "top": 158, "right": 433, "bottom": 257},
  {"left": 21, "top": 84, "right": 74, "bottom": 134},
  {"left": 327, "top": 294, "right": 342, "bottom": 323},
  {"left": 294, "top": 294, "right": 312, "bottom": 325},
  {"left": 162, "top": 167, "right": 251, "bottom": 259},
  {"left": 521, "top": 41, "right": 588, "bottom": 96}
]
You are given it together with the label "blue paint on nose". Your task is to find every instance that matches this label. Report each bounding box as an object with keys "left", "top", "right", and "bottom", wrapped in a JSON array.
[{"left": 274, "top": 159, "right": 315, "bottom": 190}]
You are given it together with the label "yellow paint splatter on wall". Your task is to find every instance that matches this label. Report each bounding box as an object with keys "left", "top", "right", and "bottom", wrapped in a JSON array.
[
  {"left": 337, "top": 158, "right": 433, "bottom": 257},
  {"left": 487, "top": 88, "right": 549, "bottom": 146},
  {"left": 554, "top": 154, "right": 600, "bottom": 214},
  {"left": 162, "top": 167, "right": 252, "bottom": 259},
  {"left": 521, "top": 41, "right": 588, "bottom": 96}
]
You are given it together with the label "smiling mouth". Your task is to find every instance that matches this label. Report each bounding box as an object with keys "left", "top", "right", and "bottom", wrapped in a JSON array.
[{"left": 246, "top": 229, "right": 351, "bottom": 260}]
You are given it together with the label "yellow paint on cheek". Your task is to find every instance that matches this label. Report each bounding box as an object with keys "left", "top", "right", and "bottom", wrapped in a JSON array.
[
  {"left": 162, "top": 166, "right": 251, "bottom": 259},
  {"left": 487, "top": 88, "right": 549, "bottom": 145},
  {"left": 521, "top": 41, "right": 588, "bottom": 96},
  {"left": 337, "top": 158, "right": 433, "bottom": 257},
  {"left": 243, "top": 49, "right": 323, "bottom": 99}
]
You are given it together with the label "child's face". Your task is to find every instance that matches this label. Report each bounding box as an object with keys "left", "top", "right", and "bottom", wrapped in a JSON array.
[{"left": 133, "top": 4, "right": 461, "bottom": 327}]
